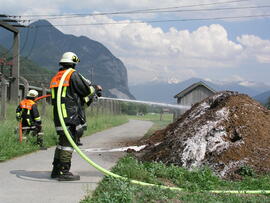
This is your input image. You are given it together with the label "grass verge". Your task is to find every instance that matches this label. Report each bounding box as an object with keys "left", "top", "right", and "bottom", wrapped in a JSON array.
[
  {"left": 83, "top": 156, "right": 270, "bottom": 203},
  {"left": 0, "top": 103, "right": 128, "bottom": 162},
  {"left": 128, "top": 113, "right": 173, "bottom": 138},
  {"left": 83, "top": 113, "right": 270, "bottom": 203}
]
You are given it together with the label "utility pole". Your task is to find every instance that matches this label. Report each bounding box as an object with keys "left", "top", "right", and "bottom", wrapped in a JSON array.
[
  {"left": 0, "top": 73, "right": 8, "bottom": 120},
  {"left": 0, "top": 15, "right": 26, "bottom": 103},
  {"left": 0, "top": 21, "right": 19, "bottom": 103}
]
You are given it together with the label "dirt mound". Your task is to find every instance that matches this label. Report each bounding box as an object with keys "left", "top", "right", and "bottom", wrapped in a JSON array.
[{"left": 140, "top": 91, "right": 270, "bottom": 179}]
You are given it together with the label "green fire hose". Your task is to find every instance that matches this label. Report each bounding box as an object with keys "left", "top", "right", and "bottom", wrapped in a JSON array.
[{"left": 56, "top": 68, "right": 270, "bottom": 194}]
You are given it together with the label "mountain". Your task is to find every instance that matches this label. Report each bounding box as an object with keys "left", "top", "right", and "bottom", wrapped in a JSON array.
[
  {"left": 254, "top": 90, "right": 270, "bottom": 104},
  {"left": 0, "top": 20, "right": 134, "bottom": 99},
  {"left": 130, "top": 78, "right": 270, "bottom": 104},
  {"left": 130, "top": 78, "right": 208, "bottom": 104},
  {"left": 0, "top": 45, "right": 55, "bottom": 86}
]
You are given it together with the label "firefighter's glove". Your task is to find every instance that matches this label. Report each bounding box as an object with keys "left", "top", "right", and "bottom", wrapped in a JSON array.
[
  {"left": 85, "top": 96, "right": 93, "bottom": 106},
  {"left": 94, "top": 85, "right": 102, "bottom": 97},
  {"left": 16, "top": 115, "right": 21, "bottom": 121}
]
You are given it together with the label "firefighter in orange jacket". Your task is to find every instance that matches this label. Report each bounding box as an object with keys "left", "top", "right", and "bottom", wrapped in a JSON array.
[
  {"left": 16, "top": 89, "right": 46, "bottom": 149},
  {"left": 50, "top": 52, "right": 102, "bottom": 181}
]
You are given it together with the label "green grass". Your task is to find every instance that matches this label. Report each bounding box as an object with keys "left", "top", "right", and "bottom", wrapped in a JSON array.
[
  {"left": 128, "top": 113, "right": 173, "bottom": 138},
  {"left": 83, "top": 156, "right": 270, "bottom": 203},
  {"left": 83, "top": 113, "right": 270, "bottom": 202},
  {"left": 0, "top": 103, "right": 128, "bottom": 162}
]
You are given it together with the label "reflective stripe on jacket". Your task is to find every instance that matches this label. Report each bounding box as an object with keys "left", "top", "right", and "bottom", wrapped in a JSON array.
[
  {"left": 50, "top": 67, "right": 94, "bottom": 126},
  {"left": 16, "top": 98, "right": 41, "bottom": 127}
]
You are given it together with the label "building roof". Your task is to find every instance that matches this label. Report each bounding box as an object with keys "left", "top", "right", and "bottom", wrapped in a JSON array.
[{"left": 174, "top": 81, "right": 216, "bottom": 98}]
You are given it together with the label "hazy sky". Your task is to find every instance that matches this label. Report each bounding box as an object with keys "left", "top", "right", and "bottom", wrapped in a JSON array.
[{"left": 1, "top": 0, "right": 270, "bottom": 86}]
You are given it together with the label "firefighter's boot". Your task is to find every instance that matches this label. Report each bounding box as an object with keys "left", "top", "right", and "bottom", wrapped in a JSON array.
[
  {"left": 77, "top": 138, "right": 83, "bottom": 146},
  {"left": 51, "top": 159, "right": 61, "bottom": 179},
  {"left": 37, "top": 132, "right": 47, "bottom": 150},
  {"left": 58, "top": 162, "right": 80, "bottom": 181}
]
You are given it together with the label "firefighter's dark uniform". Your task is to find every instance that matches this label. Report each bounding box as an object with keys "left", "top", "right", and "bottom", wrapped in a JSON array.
[
  {"left": 16, "top": 98, "right": 44, "bottom": 147},
  {"left": 50, "top": 67, "right": 96, "bottom": 181}
]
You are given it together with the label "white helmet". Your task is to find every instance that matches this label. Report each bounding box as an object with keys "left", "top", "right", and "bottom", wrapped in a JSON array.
[
  {"left": 27, "top": 89, "right": 38, "bottom": 98},
  {"left": 59, "top": 52, "right": 80, "bottom": 64}
]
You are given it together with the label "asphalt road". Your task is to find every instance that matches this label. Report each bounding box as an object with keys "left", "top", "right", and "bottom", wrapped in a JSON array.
[{"left": 0, "top": 120, "right": 153, "bottom": 203}]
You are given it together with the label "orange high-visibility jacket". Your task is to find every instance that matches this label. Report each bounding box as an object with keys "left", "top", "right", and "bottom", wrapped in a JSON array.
[{"left": 16, "top": 99, "right": 41, "bottom": 127}]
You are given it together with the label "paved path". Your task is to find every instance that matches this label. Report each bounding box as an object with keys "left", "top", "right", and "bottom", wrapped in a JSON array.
[{"left": 0, "top": 120, "right": 153, "bottom": 203}]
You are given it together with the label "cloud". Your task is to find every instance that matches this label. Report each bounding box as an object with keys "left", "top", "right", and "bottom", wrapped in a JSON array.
[
  {"left": 204, "top": 75, "right": 258, "bottom": 87},
  {"left": 2, "top": 0, "right": 269, "bottom": 19},
  {"left": 237, "top": 35, "right": 270, "bottom": 63},
  {"left": 55, "top": 15, "right": 246, "bottom": 84},
  {"left": 1, "top": 0, "right": 269, "bottom": 84}
]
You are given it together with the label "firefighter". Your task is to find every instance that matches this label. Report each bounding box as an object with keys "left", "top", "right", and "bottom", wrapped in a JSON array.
[
  {"left": 50, "top": 51, "right": 102, "bottom": 181},
  {"left": 16, "top": 89, "right": 46, "bottom": 149}
]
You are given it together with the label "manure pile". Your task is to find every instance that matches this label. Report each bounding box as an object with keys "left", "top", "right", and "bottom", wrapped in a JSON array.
[{"left": 141, "top": 91, "right": 270, "bottom": 179}]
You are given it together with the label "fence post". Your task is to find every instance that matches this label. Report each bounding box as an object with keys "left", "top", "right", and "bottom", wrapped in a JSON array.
[
  {"left": 105, "top": 99, "right": 109, "bottom": 114},
  {"left": 118, "top": 101, "right": 122, "bottom": 115},
  {"left": 112, "top": 100, "right": 115, "bottom": 115},
  {"left": 41, "top": 84, "right": 46, "bottom": 116},
  {"left": 100, "top": 99, "right": 104, "bottom": 115},
  {"left": 19, "top": 76, "right": 29, "bottom": 98},
  {"left": 109, "top": 99, "right": 112, "bottom": 114},
  {"left": 96, "top": 101, "right": 99, "bottom": 118},
  {"left": 160, "top": 109, "right": 163, "bottom": 121},
  {"left": 0, "top": 75, "right": 8, "bottom": 120}
]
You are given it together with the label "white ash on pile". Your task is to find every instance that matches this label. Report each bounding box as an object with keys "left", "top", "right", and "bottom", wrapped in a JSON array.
[{"left": 141, "top": 91, "right": 270, "bottom": 179}]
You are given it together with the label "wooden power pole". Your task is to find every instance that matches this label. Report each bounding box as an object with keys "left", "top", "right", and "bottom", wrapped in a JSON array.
[{"left": 0, "top": 16, "right": 23, "bottom": 103}]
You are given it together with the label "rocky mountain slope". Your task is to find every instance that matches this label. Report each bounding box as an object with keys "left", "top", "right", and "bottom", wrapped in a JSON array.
[
  {"left": 0, "top": 46, "right": 54, "bottom": 86},
  {"left": 254, "top": 90, "right": 270, "bottom": 105},
  {"left": 0, "top": 20, "right": 134, "bottom": 99}
]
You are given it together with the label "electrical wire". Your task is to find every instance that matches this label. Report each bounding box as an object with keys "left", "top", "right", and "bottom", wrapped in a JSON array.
[
  {"left": 24, "top": 26, "right": 38, "bottom": 59},
  {"left": 0, "top": 16, "right": 30, "bottom": 58},
  {"left": 31, "top": 13, "right": 270, "bottom": 28},
  {"left": 1, "top": 25, "right": 33, "bottom": 62},
  {"left": 0, "top": 28, "right": 30, "bottom": 64},
  {"left": 56, "top": 68, "right": 270, "bottom": 194},
  {"left": 0, "top": 39, "right": 15, "bottom": 58},
  {"left": 152, "top": 5, "right": 270, "bottom": 14},
  {"left": 43, "top": 4, "right": 270, "bottom": 20},
  {"left": 8, "top": 0, "right": 251, "bottom": 19}
]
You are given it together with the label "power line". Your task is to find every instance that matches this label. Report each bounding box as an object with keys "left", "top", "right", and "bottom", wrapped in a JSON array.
[
  {"left": 9, "top": 0, "right": 251, "bottom": 19},
  {"left": 39, "top": 4, "right": 270, "bottom": 21},
  {"left": 0, "top": 40, "right": 15, "bottom": 58},
  {"left": 31, "top": 14, "right": 270, "bottom": 28},
  {"left": 152, "top": 5, "right": 270, "bottom": 14},
  {"left": 0, "top": 15, "right": 30, "bottom": 58},
  {"left": 24, "top": 27, "right": 38, "bottom": 59},
  {"left": 1, "top": 26, "right": 32, "bottom": 60}
]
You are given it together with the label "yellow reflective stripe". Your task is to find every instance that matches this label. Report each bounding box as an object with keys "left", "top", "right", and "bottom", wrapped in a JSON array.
[
  {"left": 84, "top": 96, "right": 90, "bottom": 103},
  {"left": 35, "top": 117, "right": 41, "bottom": 121},
  {"left": 61, "top": 103, "right": 67, "bottom": 118},
  {"left": 62, "top": 86, "right": 67, "bottom": 97},
  {"left": 27, "top": 119, "right": 31, "bottom": 125},
  {"left": 27, "top": 110, "right": 30, "bottom": 115},
  {"left": 16, "top": 112, "right": 20, "bottom": 116},
  {"left": 89, "top": 86, "right": 95, "bottom": 96},
  {"left": 51, "top": 88, "right": 55, "bottom": 99}
]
